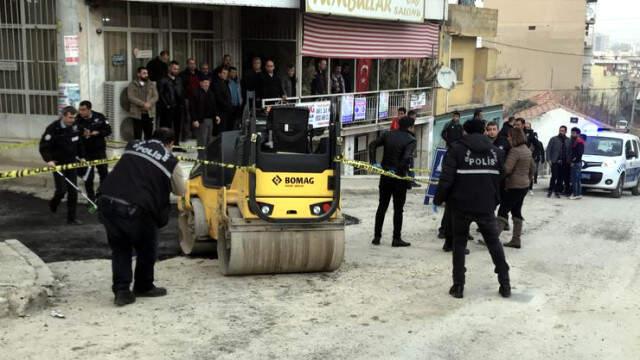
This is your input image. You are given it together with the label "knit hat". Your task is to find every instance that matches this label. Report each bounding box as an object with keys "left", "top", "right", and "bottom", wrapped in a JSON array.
[{"left": 463, "top": 119, "right": 486, "bottom": 134}]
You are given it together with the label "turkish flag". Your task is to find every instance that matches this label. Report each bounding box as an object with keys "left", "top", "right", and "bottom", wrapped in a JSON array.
[{"left": 356, "top": 59, "right": 372, "bottom": 92}]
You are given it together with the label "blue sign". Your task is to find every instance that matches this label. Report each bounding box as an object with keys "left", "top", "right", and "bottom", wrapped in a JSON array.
[{"left": 424, "top": 147, "right": 448, "bottom": 205}]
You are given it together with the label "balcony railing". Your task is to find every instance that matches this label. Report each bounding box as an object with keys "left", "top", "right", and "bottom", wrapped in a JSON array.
[{"left": 262, "top": 87, "right": 434, "bottom": 130}]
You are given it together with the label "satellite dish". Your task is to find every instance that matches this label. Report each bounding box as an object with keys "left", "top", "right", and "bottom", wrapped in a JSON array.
[{"left": 437, "top": 67, "right": 457, "bottom": 90}]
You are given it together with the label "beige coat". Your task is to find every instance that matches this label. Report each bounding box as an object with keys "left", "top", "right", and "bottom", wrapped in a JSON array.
[
  {"left": 504, "top": 144, "right": 535, "bottom": 189},
  {"left": 127, "top": 80, "right": 158, "bottom": 119}
]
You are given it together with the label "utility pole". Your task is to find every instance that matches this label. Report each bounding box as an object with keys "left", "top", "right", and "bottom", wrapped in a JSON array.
[{"left": 631, "top": 85, "right": 638, "bottom": 129}]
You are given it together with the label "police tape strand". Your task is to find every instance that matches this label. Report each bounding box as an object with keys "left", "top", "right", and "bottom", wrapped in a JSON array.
[
  {"left": 0, "top": 154, "right": 436, "bottom": 185},
  {"left": 0, "top": 140, "right": 39, "bottom": 151},
  {"left": 108, "top": 140, "right": 205, "bottom": 151}
]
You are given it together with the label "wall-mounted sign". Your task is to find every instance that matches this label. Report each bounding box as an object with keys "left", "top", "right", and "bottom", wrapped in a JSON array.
[
  {"left": 111, "top": 54, "right": 126, "bottom": 66},
  {"left": 0, "top": 61, "right": 18, "bottom": 71},
  {"left": 354, "top": 97, "right": 367, "bottom": 121},
  {"left": 63, "top": 35, "right": 79, "bottom": 66},
  {"left": 340, "top": 94, "right": 354, "bottom": 124},
  {"left": 297, "top": 101, "right": 331, "bottom": 128},
  {"left": 305, "top": 0, "right": 425, "bottom": 23},
  {"left": 133, "top": 48, "right": 153, "bottom": 59},
  {"left": 58, "top": 83, "right": 81, "bottom": 113},
  {"left": 410, "top": 92, "right": 427, "bottom": 109}
]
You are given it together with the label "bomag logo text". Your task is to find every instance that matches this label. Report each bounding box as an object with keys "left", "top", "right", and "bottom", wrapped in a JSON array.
[{"left": 284, "top": 177, "right": 315, "bottom": 185}]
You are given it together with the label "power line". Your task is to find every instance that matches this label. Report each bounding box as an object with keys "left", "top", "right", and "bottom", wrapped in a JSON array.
[
  {"left": 519, "top": 87, "right": 634, "bottom": 92},
  {"left": 483, "top": 39, "right": 640, "bottom": 58}
]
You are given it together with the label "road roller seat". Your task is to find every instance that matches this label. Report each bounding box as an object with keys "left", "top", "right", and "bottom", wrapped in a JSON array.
[{"left": 269, "top": 107, "right": 310, "bottom": 154}]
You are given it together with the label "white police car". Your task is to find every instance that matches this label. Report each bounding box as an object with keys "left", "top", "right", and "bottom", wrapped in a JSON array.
[{"left": 581, "top": 129, "right": 640, "bottom": 198}]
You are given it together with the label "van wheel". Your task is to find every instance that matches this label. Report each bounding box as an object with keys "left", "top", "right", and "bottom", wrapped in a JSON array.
[
  {"left": 632, "top": 179, "right": 640, "bottom": 196},
  {"left": 612, "top": 175, "right": 624, "bottom": 198}
]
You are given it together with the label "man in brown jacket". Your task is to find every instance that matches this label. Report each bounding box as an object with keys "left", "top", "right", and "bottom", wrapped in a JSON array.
[{"left": 128, "top": 67, "right": 159, "bottom": 140}]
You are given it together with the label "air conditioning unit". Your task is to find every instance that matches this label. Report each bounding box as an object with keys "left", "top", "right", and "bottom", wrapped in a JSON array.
[{"left": 104, "top": 81, "right": 133, "bottom": 142}]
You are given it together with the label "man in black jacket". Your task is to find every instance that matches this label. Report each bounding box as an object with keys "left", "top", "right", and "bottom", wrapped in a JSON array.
[
  {"left": 369, "top": 116, "right": 417, "bottom": 247},
  {"left": 434, "top": 118, "right": 511, "bottom": 299},
  {"left": 145, "top": 50, "right": 169, "bottom": 82},
  {"left": 77, "top": 100, "right": 112, "bottom": 201},
  {"left": 39, "top": 106, "right": 84, "bottom": 225},
  {"left": 190, "top": 77, "right": 220, "bottom": 159},
  {"left": 98, "top": 128, "right": 185, "bottom": 306},
  {"left": 242, "top": 57, "right": 262, "bottom": 106},
  {"left": 259, "top": 60, "right": 285, "bottom": 102},
  {"left": 213, "top": 67, "right": 233, "bottom": 132},
  {"left": 441, "top": 111, "right": 463, "bottom": 147},
  {"left": 157, "top": 61, "right": 185, "bottom": 149}
]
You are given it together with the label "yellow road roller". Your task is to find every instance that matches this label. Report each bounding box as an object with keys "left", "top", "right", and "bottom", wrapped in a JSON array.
[{"left": 177, "top": 101, "right": 345, "bottom": 275}]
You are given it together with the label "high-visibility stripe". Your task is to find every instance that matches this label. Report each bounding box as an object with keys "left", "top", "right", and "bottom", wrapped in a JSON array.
[
  {"left": 456, "top": 169, "right": 500, "bottom": 175},
  {"left": 123, "top": 150, "right": 172, "bottom": 178}
]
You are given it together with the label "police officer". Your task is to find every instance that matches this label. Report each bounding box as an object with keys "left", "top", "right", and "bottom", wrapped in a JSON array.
[
  {"left": 77, "top": 100, "right": 112, "bottom": 201},
  {"left": 434, "top": 118, "right": 511, "bottom": 299},
  {"left": 97, "top": 128, "right": 185, "bottom": 306},
  {"left": 39, "top": 106, "right": 84, "bottom": 225},
  {"left": 369, "top": 116, "right": 416, "bottom": 247}
]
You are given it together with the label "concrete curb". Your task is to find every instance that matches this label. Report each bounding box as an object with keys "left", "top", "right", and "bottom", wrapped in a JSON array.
[{"left": 0, "top": 239, "right": 55, "bottom": 318}]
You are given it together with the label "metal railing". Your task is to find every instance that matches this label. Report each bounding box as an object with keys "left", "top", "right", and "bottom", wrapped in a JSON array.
[{"left": 261, "top": 86, "right": 434, "bottom": 128}]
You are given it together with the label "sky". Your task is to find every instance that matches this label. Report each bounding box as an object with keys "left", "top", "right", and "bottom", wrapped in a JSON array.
[{"left": 595, "top": 0, "right": 640, "bottom": 44}]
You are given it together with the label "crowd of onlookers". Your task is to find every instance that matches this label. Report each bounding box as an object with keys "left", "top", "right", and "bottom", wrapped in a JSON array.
[{"left": 125, "top": 50, "right": 300, "bottom": 157}]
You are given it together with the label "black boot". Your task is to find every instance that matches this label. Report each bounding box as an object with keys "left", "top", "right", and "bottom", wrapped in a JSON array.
[
  {"left": 371, "top": 237, "right": 381, "bottom": 246},
  {"left": 114, "top": 290, "right": 136, "bottom": 307},
  {"left": 391, "top": 238, "right": 411, "bottom": 247},
  {"left": 49, "top": 198, "right": 59, "bottom": 213},
  {"left": 449, "top": 284, "right": 464, "bottom": 299},
  {"left": 499, "top": 284, "right": 512, "bottom": 298},
  {"left": 134, "top": 286, "right": 168, "bottom": 297}
]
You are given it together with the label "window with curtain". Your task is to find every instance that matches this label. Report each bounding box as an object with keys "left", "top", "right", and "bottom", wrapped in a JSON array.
[
  {"left": 104, "top": 32, "right": 128, "bottom": 81},
  {"left": 379, "top": 59, "right": 399, "bottom": 91}
]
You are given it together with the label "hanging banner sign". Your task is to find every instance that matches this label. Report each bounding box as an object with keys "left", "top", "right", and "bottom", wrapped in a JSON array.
[
  {"left": 305, "top": 0, "right": 425, "bottom": 23},
  {"left": 340, "top": 94, "right": 355, "bottom": 124},
  {"left": 297, "top": 101, "right": 331, "bottom": 128},
  {"left": 378, "top": 91, "right": 389, "bottom": 118},
  {"left": 410, "top": 92, "right": 427, "bottom": 109},
  {"left": 354, "top": 97, "right": 367, "bottom": 121},
  {"left": 63, "top": 35, "right": 80, "bottom": 66}
]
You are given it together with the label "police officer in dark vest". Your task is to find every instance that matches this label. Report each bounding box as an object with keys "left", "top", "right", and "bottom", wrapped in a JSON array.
[
  {"left": 434, "top": 118, "right": 511, "bottom": 299},
  {"left": 98, "top": 128, "right": 185, "bottom": 306},
  {"left": 369, "top": 116, "right": 417, "bottom": 247},
  {"left": 77, "top": 100, "right": 112, "bottom": 202},
  {"left": 39, "top": 105, "right": 84, "bottom": 225}
]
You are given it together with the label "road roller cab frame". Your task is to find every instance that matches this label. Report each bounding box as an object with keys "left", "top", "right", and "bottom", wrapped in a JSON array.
[{"left": 178, "top": 96, "right": 345, "bottom": 275}]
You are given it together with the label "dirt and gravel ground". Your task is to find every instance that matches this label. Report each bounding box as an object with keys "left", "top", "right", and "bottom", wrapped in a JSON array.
[{"left": 1, "top": 184, "right": 639, "bottom": 359}]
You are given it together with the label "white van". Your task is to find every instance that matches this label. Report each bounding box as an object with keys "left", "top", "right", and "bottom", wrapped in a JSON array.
[{"left": 581, "top": 130, "right": 640, "bottom": 198}]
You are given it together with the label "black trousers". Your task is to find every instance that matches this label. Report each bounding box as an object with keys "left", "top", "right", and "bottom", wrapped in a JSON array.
[
  {"left": 497, "top": 188, "right": 528, "bottom": 220},
  {"left": 52, "top": 169, "right": 77, "bottom": 221},
  {"left": 374, "top": 176, "right": 408, "bottom": 239},
  {"left": 158, "top": 106, "right": 183, "bottom": 145},
  {"left": 562, "top": 163, "right": 572, "bottom": 195},
  {"left": 451, "top": 208, "right": 510, "bottom": 286},
  {"left": 99, "top": 198, "right": 158, "bottom": 294},
  {"left": 84, "top": 151, "right": 108, "bottom": 201},
  {"left": 442, "top": 202, "right": 454, "bottom": 249},
  {"left": 133, "top": 113, "right": 154, "bottom": 140},
  {"left": 549, "top": 162, "right": 566, "bottom": 194}
]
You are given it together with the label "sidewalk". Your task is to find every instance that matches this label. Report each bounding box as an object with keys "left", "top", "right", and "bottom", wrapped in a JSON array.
[{"left": 0, "top": 239, "right": 55, "bottom": 318}]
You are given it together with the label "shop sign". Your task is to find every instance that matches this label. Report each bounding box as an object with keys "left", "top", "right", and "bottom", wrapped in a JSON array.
[
  {"left": 63, "top": 35, "right": 79, "bottom": 66},
  {"left": 378, "top": 91, "right": 389, "bottom": 118},
  {"left": 111, "top": 54, "right": 126, "bottom": 66},
  {"left": 410, "top": 92, "right": 427, "bottom": 109},
  {"left": 305, "top": 0, "right": 425, "bottom": 23},
  {"left": 134, "top": 49, "right": 153, "bottom": 59},
  {"left": 354, "top": 97, "right": 367, "bottom": 121},
  {"left": 340, "top": 94, "right": 354, "bottom": 124},
  {"left": 297, "top": 101, "right": 331, "bottom": 128}
]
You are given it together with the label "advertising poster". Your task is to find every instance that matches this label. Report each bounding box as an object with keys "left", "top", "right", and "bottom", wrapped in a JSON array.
[
  {"left": 340, "top": 94, "right": 355, "bottom": 124},
  {"left": 57, "top": 83, "right": 81, "bottom": 113},
  {"left": 378, "top": 91, "right": 389, "bottom": 118},
  {"left": 297, "top": 101, "right": 331, "bottom": 128},
  {"left": 63, "top": 35, "right": 79, "bottom": 66},
  {"left": 410, "top": 92, "right": 427, "bottom": 109},
  {"left": 354, "top": 97, "right": 367, "bottom": 121}
]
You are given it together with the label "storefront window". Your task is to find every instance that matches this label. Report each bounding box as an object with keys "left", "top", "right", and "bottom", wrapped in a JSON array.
[
  {"left": 104, "top": 32, "right": 128, "bottom": 81},
  {"left": 171, "top": 6, "right": 188, "bottom": 29},
  {"left": 419, "top": 58, "right": 437, "bottom": 87},
  {"left": 172, "top": 33, "right": 189, "bottom": 68},
  {"left": 400, "top": 59, "right": 418, "bottom": 89},
  {"left": 302, "top": 57, "right": 326, "bottom": 96},
  {"left": 101, "top": 2, "right": 128, "bottom": 27},
  {"left": 379, "top": 59, "right": 398, "bottom": 90},
  {"left": 130, "top": 3, "right": 159, "bottom": 28},
  {"left": 131, "top": 33, "right": 158, "bottom": 77},
  {"left": 191, "top": 9, "right": 214, "bottom": 31},
  {"left": 329, "top": 59, "right": 354, "bottom": 94}
]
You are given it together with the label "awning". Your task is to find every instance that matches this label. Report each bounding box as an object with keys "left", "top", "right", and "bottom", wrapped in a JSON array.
[
  {"left": 302, "top": 15, "right": 439, "bottom": 59},
  {"left": 127, "top": 0, "right": 299, "bottom": 8}
]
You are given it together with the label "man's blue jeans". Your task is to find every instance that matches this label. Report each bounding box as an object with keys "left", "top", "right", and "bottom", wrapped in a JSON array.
[{"left": 571, "top": 163, "right": 582, "bottom": 196}]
